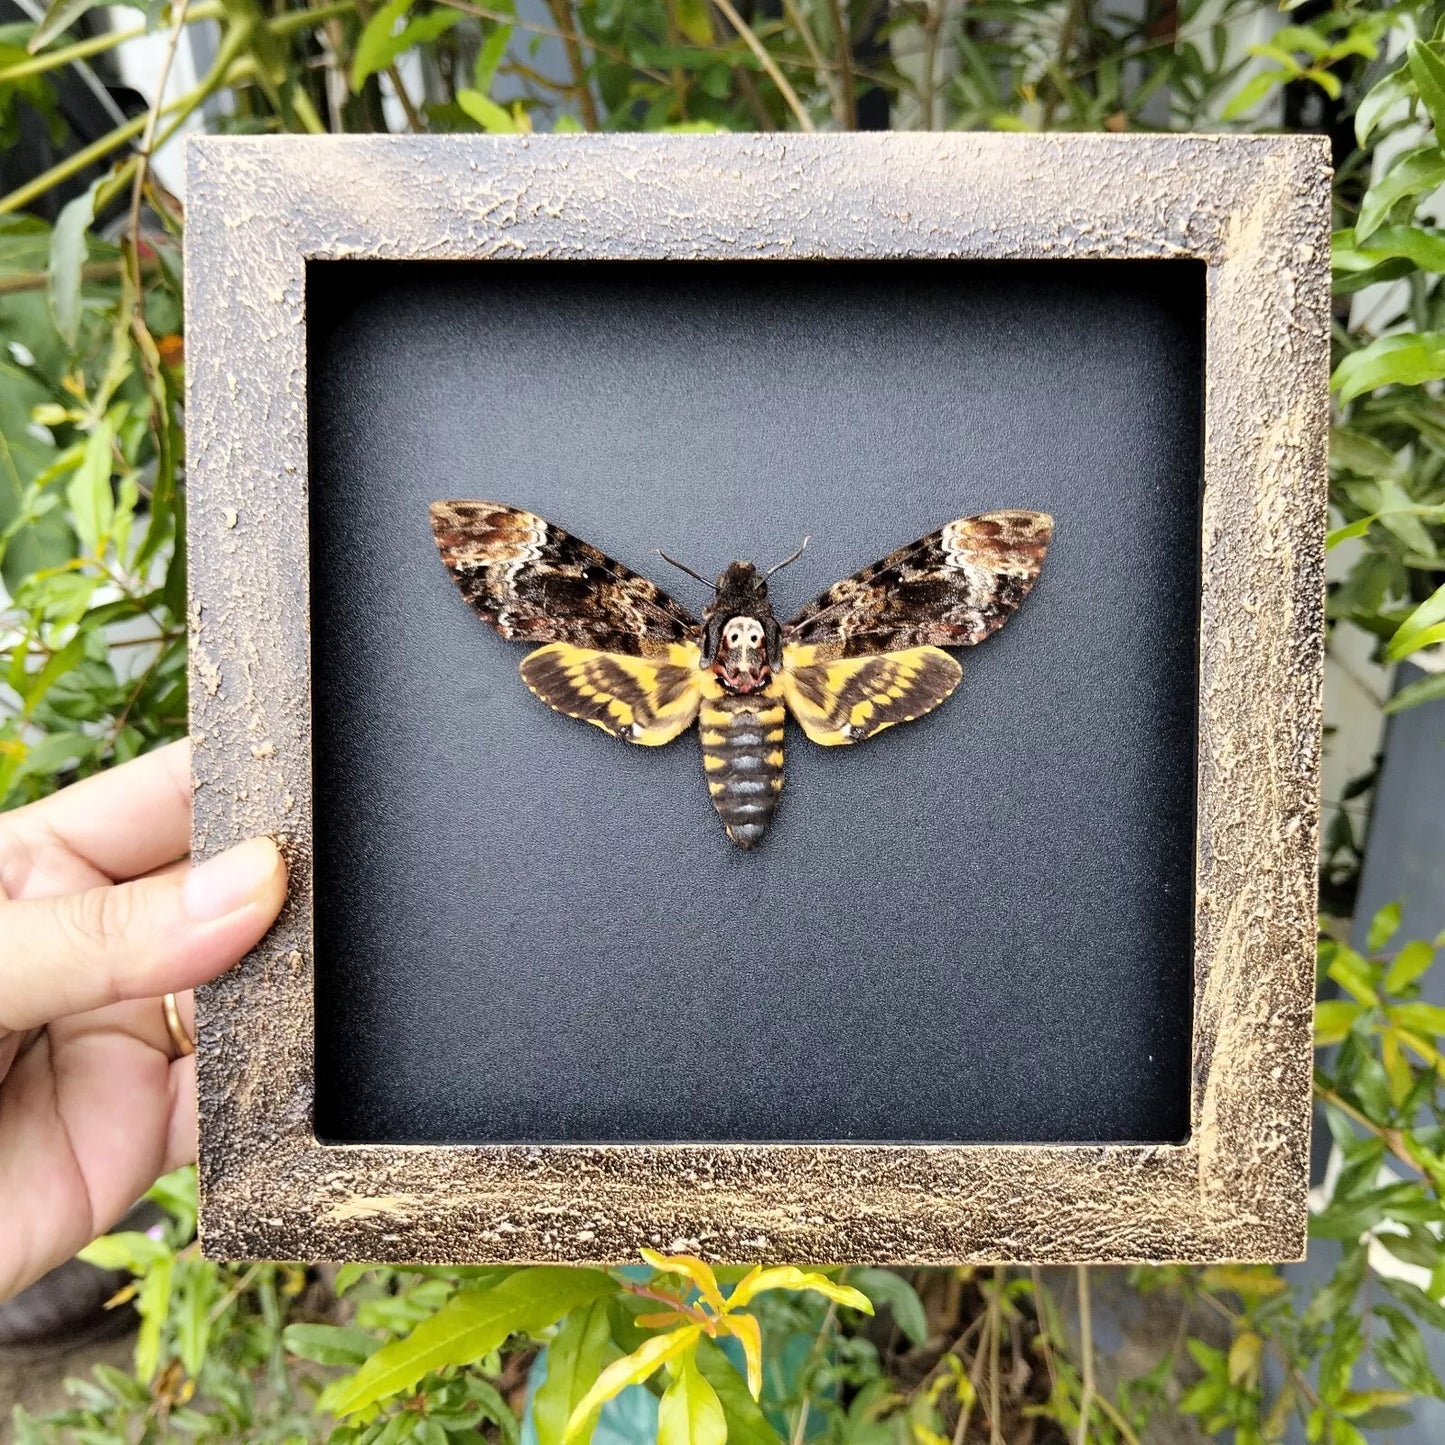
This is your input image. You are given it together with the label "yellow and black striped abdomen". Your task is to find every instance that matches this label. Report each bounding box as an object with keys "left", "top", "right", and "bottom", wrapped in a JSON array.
[{"left": 699, "top": 691, "right": 786, "bottom": 849}]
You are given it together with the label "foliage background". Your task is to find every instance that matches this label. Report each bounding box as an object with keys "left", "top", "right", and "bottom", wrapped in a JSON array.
[{"left": 4, "top": 0, "right": 1445, "bottom": 1439}]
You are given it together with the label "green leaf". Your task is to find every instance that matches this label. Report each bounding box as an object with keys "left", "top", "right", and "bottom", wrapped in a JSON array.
[
  {"left": 1409, "top": 41, "right": 1445, "bottom": 135},
  {"left": 534, "top": 1299, "right": 616, "bottom": 1445},
  {"left": 1357, "top": 67, "right": 1415, "bottom": 148},
  {"left": 693, "top": 1339, "right": 781, "bottom": 1445},
  {"left": 473, "top": 21, "right": 512, "bottom": 92},
  {"left": 1337, "top": 225, "right": 1445, "bottom": 277},
  {"left": 351, "top": 0, "right": 460, "bottom": 89},
  {"left": 1387, "top": 584, "right": 1445, "bottom": 662},
  {"left": 458, "top": 89, "right": 518, "bottom": 131},
  {"left": 48, "top": 179, "right": 97, "bottom": 348},
  {"left": 565, "top": 1328, "right": 701, "bottom": 1443},
  {"left": 1315, "top": 999, "right": 1365, "bottom": 1045},
  {"left": 176, "top": 1264, "right": 214, "bottom": 1378},
  {"left": 674, "top": 0, "right": 712, "bottom": 45},
  {"left": 1390, "top": 1001, "right": 1445, "bottom": 1037},
  {"left": 850, "top": 1269, "right": 928, "bottom": 1347},
  {"left": 1385, "top": 670, "right": 1445, "bottom": 713},
  {"left": 1374, "top": 1306, "right": 1445, "bottom": 1396},
  {"left": 1385, "top": 940, "right": 1436, "bottom": 993},
  {"left": 658, "top": 1350, "right": 726, "bottom": 1445},
  {"left": 1334, "top": 333, "right": 1445, "bottom": 405},
  {"left": 1358, "top": 148, "right": 1445, "bottom": 242},
  {"left": 134, "top": 1252, "right": 173, "bottom": 1384},
  {"left": 65, "top": 417, "right": 114, "bottom": 555},
  {"left": 77, "top": 1230, "right": 172, "bottom": 1273},
  {"left": 283, "top": 1323, "right": 378, "bottom": 1366},
  {"left": 1221, "top": 69, "right": 1288, "bottom": 121},
  {"left": 1330, "top": 426, "right": 1404, "bottom": 479},
  {"left": 26, "top": 0, "right": 105, "bottom": 52},
  {"left": 1369, "top": 901, "right": 1404, "bottom": 952},
  {"left": 326, "top": 1267, "right": 616, "bottom": 1417}
]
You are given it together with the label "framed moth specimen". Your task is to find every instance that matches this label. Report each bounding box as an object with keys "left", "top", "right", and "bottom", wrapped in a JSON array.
[
  {"left": 428, "top": 502, "right": 1052, "bottom": 848},
  {"left": 187, "top": 133, "right": 1329, "bottom": 1266}
]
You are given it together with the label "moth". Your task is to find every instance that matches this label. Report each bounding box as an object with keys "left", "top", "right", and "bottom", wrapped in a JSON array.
[{"left": 430, "top": 501, "right": 1053, "bottom": 848}]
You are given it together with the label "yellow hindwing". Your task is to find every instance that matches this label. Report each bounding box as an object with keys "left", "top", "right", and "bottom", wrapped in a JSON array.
[
  {"left": 779, "top": 643, "right": 963, "bottom": 746},
  {"left": 519, "top": 642, "right": 714, "bottom": 745}
]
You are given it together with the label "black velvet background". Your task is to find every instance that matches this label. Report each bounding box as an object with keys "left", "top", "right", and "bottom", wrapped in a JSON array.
[{"left": 307, "top": 259, "right": 1202, "bottom": 1145}]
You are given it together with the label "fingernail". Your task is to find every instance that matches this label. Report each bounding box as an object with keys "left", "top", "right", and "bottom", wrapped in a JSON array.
[{"left": 183, "top": 838, "right": 282, "bottom": 921}]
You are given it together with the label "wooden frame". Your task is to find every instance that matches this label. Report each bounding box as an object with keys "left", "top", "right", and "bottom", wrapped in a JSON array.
[{"left": 187, "top": 133, "right": 1330, "bottom": 1265}]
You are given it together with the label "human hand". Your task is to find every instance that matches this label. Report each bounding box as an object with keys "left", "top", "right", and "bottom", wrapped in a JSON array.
[{"left": 0, "top": 740, "right": 287, "bottom": 1301}]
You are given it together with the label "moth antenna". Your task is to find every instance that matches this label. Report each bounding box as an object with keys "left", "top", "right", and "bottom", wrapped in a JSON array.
[
  {"left": 765, "top": 536, "right": 811, "bottom": 578},
  {"left": 655, "top": 548, "right": 716, "bottom": 591}
]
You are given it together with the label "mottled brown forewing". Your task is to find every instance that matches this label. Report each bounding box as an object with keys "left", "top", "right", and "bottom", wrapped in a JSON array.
[
  {"left": 428, "top": 501, "right": 697, "bottom": 657},
  {"left": 785, "top": 510, "right": 1053, "bottom": 659}
]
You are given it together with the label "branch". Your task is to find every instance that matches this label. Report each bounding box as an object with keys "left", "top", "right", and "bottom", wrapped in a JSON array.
[
  {"left": 544, "top": 0, "right": 601, "bottom": 129},
  {"left": 1075, "top": 1267, "right": 1093, "bottom": 1445},
  {"left": 822, "top": 0, "right": 854, "bottom": 127},
  {"left": 712, "top": 0, "right": 815, "bottom": 130}
]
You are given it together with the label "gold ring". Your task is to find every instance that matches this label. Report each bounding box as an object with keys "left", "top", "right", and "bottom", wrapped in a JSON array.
[{"left": 161, "top": 992, "right": 195, "bottom": 1059}]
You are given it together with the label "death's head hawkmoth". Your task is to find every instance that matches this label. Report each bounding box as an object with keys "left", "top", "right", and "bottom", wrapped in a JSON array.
[{"left": 429, "top": 502, "right": 1053, "bottom": 848}]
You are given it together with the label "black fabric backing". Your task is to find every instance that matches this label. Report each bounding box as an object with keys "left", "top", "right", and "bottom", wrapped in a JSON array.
[{"left": 306, "top": 259, "right": 1202, "bottom": 1145}]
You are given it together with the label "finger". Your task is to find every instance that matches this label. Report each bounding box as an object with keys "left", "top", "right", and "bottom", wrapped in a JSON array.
[
  {"left": 164, "top": 1055, "right": 199, "bottom": 1173},
  {"left": 0, "top": 837, "right": 286, "bottom": 1033},
  {"left": 4, "top": 740, "right": 191, "bottom": 885}
]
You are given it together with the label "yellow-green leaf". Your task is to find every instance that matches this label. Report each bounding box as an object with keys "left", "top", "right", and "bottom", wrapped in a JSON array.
[
  {"left": 1227, "top": 1331, "right": 1261, "bottom": 1387},
  {"left": 721, "top": 1309, "right": 762, "bottom": 1398},
  {"left": 1315, "top": 999, "right": 1364, "bottom": 1046},
  {"left": 658, "top": 1349, "right": 726, "bottom": 1445},
  {"left": 1389, "top": 1002, "right": 1445, "bottom": 1037},
  {"left": 1385, "top": 940, "right": 1437, "bottom": 994},
  {"left": 641, "top": 1249, "right": 726, "bottom": 1312},
  {"left": 727, "top": 1267, "right": 873, "bottom": 1314},
  {"left": 674, "top": 0, "right": 712, "bottom": 45},
  {"left": 1387, "top": 584, "right": 1445, "bottom": 664},
  {"left": 1200, "top": 1266, "right": 1288, "bottom": 1301},
  {"left": 327, "top": 1267, "right": 615, "bottom": 1417},
  {"left": 564, "top": 1327, "right": 701, "bottom": 1444},
  {"left": 458, "top": 88, "right": 519, "bottom": 132}
]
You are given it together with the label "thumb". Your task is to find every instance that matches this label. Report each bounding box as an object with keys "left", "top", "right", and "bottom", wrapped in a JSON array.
[{"left": 0, "top": 838, "right": 286, "bottom": 1033}]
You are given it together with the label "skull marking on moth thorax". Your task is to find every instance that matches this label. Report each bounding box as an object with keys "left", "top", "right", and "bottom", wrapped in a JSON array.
[{"left": 699, "top": 562, "right": 785, "bottom": 695}]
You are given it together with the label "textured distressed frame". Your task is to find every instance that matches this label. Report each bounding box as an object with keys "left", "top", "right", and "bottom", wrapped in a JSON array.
[{"left": 187, "top": 133, "right": 1329, "bottom": 1265}]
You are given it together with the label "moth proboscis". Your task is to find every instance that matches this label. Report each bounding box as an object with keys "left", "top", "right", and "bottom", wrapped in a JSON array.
[{"left": 429, "top": 501, "right": 1053, "bottom": 848}]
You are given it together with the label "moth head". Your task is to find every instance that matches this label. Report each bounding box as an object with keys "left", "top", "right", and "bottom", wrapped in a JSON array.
[{"left": 718, "top": 560, "right": 765, "bottom": 597}]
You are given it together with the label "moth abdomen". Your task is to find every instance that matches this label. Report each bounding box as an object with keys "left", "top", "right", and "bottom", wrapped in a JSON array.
[{"left": 699, "top": 693, "right": 786, "bottom": 849}]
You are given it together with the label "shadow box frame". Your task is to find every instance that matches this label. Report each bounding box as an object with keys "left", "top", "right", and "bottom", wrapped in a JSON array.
[{"left": 186, "top": 131, "right": 1330, "bottom": 1266}]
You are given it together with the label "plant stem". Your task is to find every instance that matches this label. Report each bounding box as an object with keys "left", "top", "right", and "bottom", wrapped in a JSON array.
[
  {"left": 1076, "top": 1266, "right": 1093, "bottom": 1445},
  {"left": 780, "top": 0, "right": 841, "bottom": 123},
  {"left": 128, "top": 0, "right": 194, "bottom": 282},
  {"left": 790, "top": 1288, "right": 843, "bottom": 1445},
  {"left": 0, "top": 5, "right": 222, "bottom": 84},
  {"left": 1315, "top": 1079, "right": 1421, "bottom": 1175},
  {"left": 544, "top": 0, "right": 601, "bottom": 129},
  {"left": 987, "top": 1267, "right": 1002, "bottom": 1445},
  {"left": 712, "top": 0, "right": 815, "bottom": 130},
  {"left": 0, "top": 258, "right": 158, "bottom": 296},
  {"left": 439, "top": 0, "right": 671, "bottom": 87},
  {"left": 919, "top": 0, "right": 942, "bottom": 130},
  {"left": 0, "top": 112, "right": 149, "bottom": 216},
  {"left": 822, "top": 0, "right": 854, "bottom": 127}
]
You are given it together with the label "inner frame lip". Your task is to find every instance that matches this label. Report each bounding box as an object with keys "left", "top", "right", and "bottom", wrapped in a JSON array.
[{"left": 300, "top": 252, "right": 1205, "bottom": 1153}]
